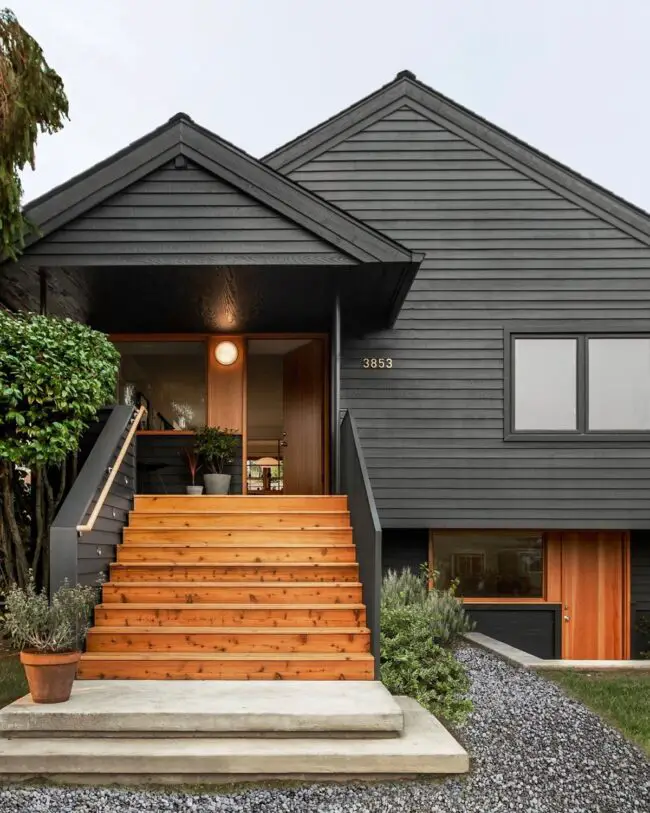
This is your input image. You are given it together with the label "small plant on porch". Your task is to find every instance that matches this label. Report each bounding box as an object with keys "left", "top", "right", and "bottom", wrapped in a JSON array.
[
  {"left": 181, "top": 447, "right": 203, "bottom": 495},
  {"left": 0, "top": 311, "right": 120, "bottom": 590},
  {"left": 194, "top": 426, "right": 238, "bottom": 495},
  {"left": 2, "top": 573, "right": 97, "bottom": 703}
]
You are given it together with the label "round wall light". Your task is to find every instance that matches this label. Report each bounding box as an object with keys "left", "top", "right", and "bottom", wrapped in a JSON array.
[{"left": 214, "top": 340, "right": 239, "bottom": 366}]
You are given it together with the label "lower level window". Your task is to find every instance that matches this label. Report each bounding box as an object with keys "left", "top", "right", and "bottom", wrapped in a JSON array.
[{"left": 432, "top": 532, "right": 544, "bottom": 598}]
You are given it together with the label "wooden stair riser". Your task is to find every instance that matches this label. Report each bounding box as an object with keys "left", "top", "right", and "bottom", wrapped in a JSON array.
[
  {"left": 134, "top": 495, "right": 348, "bottom": 512},
  {"left": 109, "top": 563, "right": 359, "bottom": 583},
  {"left": 86, "top": 629, "right": 371, "bottom": 654},
  {"left": 77, "top": 655, "right": 374, "bottom": 681},
  {"left": 93, "top": 605, "right": 367, "bottom": 628},
  {"left": 128, "top": 512, "right": 350, "bottom": 529},
  {"left": 102, "top": 583, "right": 363, "bottom": 604},
  {"left": 116, "top": 545, "right": 358, "bottom": 564},
  {"left": 123, "top": 528, "right": 353, "bottom": 544}
]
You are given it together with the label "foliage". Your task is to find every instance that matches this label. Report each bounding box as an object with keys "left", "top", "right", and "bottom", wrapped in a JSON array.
[
  {"left": 380, "top": 567, "right": 475, "bottom": 724},
  {"left": 0, "top": 655, "right": 26, "bottom": 709},
  {"left": 194, "top": 426, "right": 239, "bottom": 474},
  {"left": 0, "top": 311, "right": 119, "bottom": 590},
  {"left": 181, "top": 447, "right": 202, "bottom": 485},
  {"left": 2, "top": 574, "right": 97, "bottom": 653},
  {"left": 381, "top": 602, "right": 473, "bottom": 725},
  {"left": 0, "top": 8, "right": 69, "bottom": 259},
  {"left": 0, "top": 311, "right": 119, "bottom": 466},
  {"left": 382, "top": 566, "right": 475, "bottom": 647}
]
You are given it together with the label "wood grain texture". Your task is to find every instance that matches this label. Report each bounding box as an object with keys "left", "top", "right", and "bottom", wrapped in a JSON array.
[
  {"left": 134, "top": 495, "right": 347, "bottom": 511},
  {"left": 127, "top": 511, "right": 350, "bottom": 528},
  {"left": 207, "top": 335, "right": 245, "bottom": 433},
  {"left": 116, "top": 544, "right": 358, "bottom": 564}
]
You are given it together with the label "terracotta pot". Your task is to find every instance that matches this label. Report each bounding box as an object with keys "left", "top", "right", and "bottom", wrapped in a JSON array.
[{"left": 20, "top": 650, "right": 80, "bottom": 704}]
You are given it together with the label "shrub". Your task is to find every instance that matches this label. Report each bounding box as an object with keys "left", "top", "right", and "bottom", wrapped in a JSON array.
[
  {"left": 380, "top": 567, "right": 475, "bottom": 724},
  {"left": 194, "top": 426, "right": 239, "bottom": 474},
  {"left": 381, "top": 602, "right": 473, "bottom": 724},
  {"left": 2, "top": 574, "right": 97, "bottom": 653}
]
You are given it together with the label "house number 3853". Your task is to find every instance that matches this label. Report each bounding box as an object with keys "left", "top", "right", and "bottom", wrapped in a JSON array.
[{"left": 362, "top": 358, "right": 393, "bottom": 369}]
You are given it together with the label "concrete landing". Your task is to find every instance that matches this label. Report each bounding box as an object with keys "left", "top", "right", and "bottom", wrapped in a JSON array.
[
  {"left": 0, "top": 680, "right": 403, "bottom": 737},
  {"left": 0, "top": 697, "right": 468, "bottom": 780}
]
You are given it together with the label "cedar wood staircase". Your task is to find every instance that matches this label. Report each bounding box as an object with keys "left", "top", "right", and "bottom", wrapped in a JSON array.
[{"left": 78, "top": 494, "right": 374, "bottom": 680}]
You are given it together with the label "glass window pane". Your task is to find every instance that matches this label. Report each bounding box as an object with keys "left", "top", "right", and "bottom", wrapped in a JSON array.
[
  {"left": 588, "top": 338, "right": 650, "bottom": 430},
  {"left": 115, "top": 341, "right": 206, "bottom": 431},
  {"left": 514, "top": 338, "right": 577, "bottom": 430},
  {"left": 434, "top": 533, "right": 544, "bottom": 598}
]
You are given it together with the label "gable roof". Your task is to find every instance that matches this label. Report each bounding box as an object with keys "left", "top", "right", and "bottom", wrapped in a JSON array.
[
  {"left": 264, "top": 70, "right": 650, "bottom": 247},
  {"left": 21, "top": 113, "right": 415, "bottom": 265}
]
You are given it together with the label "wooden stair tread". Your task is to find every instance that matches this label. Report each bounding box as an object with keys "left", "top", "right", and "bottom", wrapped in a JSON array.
[
  {"left": 132, "top": 511, "right": 349, "bottom": 516},
  {"left": 81, "top": 652, "right": 374, "bottom": 661},
  {"left": 126, "top": 526, "right": 350, "bottom": 531},
  {"left": 104, "top": 581, "right": 363, "bottom": 587},
  {"left": 90, "top": 626, "right": 370, "bottom": 634},
  {"left": 111, "top": 562, "right": 358, "bottom": 569},
  {"left": 95, "top": 600, "right": 365, "bottom": 612}
]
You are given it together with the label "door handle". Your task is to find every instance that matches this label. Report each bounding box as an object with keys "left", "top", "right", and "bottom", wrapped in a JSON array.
[{"left": 564, "top": 615, "right": 570, "bottom": 622}]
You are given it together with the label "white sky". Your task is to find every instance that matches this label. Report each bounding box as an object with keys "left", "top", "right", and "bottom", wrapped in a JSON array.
[{"left": 11, "top": 0, "right": 650, "bottom": 209}]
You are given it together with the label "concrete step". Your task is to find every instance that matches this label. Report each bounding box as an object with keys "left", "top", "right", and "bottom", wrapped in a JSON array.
[
  {"left": 77, "top": 651, "right": 376, "bottom": 680},
  {"left": 86, "top": 626, "right": 371, "bottom": 653},
  {"left": 102, "top": 581, "right": 363, "bottom": 605},
  {"left": 128, "top": 511, "right": 351, "bottom": 528},
  {"left": 109, "top": 562, "right": 359, "bottom": 583},
  {"left": 116, "top": 545, "right": 358, "bottom": 564},
  {"left": 0, "top": 698, "right": 468, "bottom": 781},
  {"left": 0, "top": 680, "right": 400, "bottom": 737},
  {"left": 94, "top": 603, "right": 367, "bottom": 628},
  {"left": 134, "top": 495, "right": 349, "bottom": 512}
]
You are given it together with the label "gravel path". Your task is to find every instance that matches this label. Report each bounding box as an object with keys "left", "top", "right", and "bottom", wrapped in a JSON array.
[{"left": 1, "top": 646, "right": 649, "bottom": 812}]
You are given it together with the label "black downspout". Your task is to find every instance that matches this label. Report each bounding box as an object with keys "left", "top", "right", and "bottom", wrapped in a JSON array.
[
  {"left": 331, "top": 293, "right": 341, "bottom": 494},
  {"left": 39, "top": 268, "right": 48, "bottom": 315}
]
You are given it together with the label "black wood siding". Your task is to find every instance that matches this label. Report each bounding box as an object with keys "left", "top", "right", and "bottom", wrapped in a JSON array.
[
  {"left": 631, "top": 530, "right": 650, "bottom": 657},
  {"left": 24, "top": 160, "right": 350, "bottom": 266},
  {"left": 136, "top": 434, "right": 243, "bottom": 495},
  {"left": 283, "top": 105, "right": 650, "bottom": 528},
  {"left": 467, "top": 605, "right": 561, "bottom": 659}
]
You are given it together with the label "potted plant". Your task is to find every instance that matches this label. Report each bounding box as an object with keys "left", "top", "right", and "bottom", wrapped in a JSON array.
[
  {"left": 182, "top": 447, "right": 203, "bottom": 495},
  {"left": 194, "top": 426, "right": 238, "bottom": 495},
  {"left": 2, "top": 575, "right": 97, "bottom": 704}
]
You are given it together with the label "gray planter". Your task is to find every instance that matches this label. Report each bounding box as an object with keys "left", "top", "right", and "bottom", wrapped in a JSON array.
[
  {"left": 186, "top": 485, "right": 204, "bottom": 495},
  {"left": 203, "top": 473, "right": 231, "bottom": 495}
]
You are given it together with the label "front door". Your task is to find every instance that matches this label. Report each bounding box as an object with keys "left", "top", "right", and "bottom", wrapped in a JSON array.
[
  {"left": 282, "top": 340, "right": 325, "bottom": 494},
  {"left": 561, "top": 531, "right": 627, "bottom": 659}
]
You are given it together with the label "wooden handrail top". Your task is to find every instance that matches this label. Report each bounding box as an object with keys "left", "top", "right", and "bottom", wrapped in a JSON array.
[{"left": 77, "top": 405, "right": 146, "bottom": 534}]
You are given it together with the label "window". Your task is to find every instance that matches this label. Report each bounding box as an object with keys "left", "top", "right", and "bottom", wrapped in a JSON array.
[
  {"left": 433, "top": 533, "right": 544, "bottom": 598},
  {"left": 514, "top": 339, "right": 577, "bottom": 431},
  {"left": 115, "top": 341, "right": 206, "bottom": 431},
  {"left": 508, "top": 331, "right": 650, "bottom": 438}
]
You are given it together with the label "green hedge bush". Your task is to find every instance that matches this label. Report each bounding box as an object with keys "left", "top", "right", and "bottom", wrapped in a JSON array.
[{"left": 380, "top": 567, "right": 474, "bottom": 724}]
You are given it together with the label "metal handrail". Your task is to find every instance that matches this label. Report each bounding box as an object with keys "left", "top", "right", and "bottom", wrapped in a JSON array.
[{"left": 76, "top": 405, "right": 146, "bottom": 533}]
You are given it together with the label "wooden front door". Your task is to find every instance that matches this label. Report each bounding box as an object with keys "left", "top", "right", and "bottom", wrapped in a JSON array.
[
  {"left": 560, "top": 531, "right": 627, "bottom": 659},
  {"left": 282, "top": 340, "right": 325, "bottom": 495}
]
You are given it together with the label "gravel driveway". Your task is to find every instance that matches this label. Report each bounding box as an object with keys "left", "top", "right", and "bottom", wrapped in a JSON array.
[{"left": 1, "top": 646, "right": 649, "bottom": 812}]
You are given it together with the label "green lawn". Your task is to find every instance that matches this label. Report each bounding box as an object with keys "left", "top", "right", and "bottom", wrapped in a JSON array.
[
  {"left": 548, "top": 671, "right": 650, "bottom": 755},
  {"left": 0, "top": 654, "right": 27, "bottom": 709}
]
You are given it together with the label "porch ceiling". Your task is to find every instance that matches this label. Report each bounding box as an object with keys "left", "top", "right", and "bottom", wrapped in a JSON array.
[{"left": 0, "top": 262, "right": 408, "bottom": 333}]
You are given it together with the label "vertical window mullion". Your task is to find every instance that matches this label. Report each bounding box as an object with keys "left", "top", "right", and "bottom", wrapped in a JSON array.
[{"left": 577, "top": 335, "right": 587, "bottom": 433}]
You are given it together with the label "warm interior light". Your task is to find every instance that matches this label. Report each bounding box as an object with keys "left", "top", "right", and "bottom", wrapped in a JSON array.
[
  {"left": 214, "top": 340, "right": 239, "bottom": 366},
  {"left": 256, "top": 457, "right": 278, "bottom": 467}
]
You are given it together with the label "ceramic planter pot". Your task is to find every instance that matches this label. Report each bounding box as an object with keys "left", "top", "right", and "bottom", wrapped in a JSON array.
[
  {"left": 203, "top": 473, "right": 231, "bottom": 495},
  {"left": 20, "top": 650, "right": 80, "bottom": 704},
  {"left": 186, "top": 485, "right": 204, "bottom": 495}
]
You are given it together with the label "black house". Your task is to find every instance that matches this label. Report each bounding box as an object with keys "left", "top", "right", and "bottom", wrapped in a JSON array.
[{"left": 4, "top": 70, "right": 650, "bottom": 668}]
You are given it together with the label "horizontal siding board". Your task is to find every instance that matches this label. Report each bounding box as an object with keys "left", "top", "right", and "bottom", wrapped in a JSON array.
[
  {"left": 28, "top": 160, "right": 350, "bottom": 262},
  {"left": 285, "top": 102, "right": 650, "bottom": 527}
]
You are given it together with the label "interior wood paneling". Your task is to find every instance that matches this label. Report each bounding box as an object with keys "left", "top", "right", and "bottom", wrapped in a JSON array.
[
  {"left": 207, "top": 335, "right": 245, "bottom": 433},
  {"left": 283, "top": 341, "right": 325, "bottom": 494}
]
